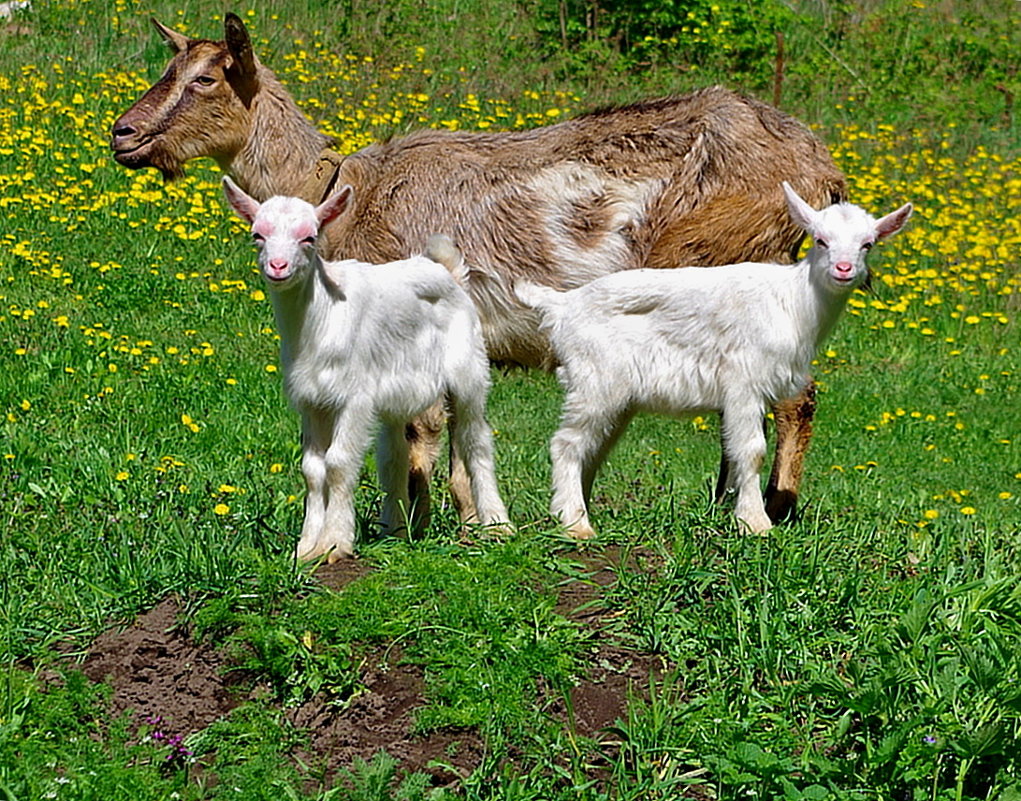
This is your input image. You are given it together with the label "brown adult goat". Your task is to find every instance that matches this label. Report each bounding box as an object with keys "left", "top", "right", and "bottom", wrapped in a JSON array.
[{"left": 111, "top": 13, "right": 846, "bottom": 546}]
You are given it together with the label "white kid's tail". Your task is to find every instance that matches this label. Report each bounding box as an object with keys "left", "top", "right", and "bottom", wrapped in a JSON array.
[
  {"left": 514, "top": 280, "right": 565, "bottom": 316},
  {"left": 424, "top": 234, "right": 467, "bottom": 284}
]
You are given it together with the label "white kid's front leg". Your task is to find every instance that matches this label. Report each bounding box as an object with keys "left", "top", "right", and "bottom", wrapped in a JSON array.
[
  {"left": 721, "top": 402, "right": 772, "bottom": 534},
  {"left": 317, "top": 405, "right": 372, "bottom": 561},
  {"left": 296, "top": 408, "right": 332, "bottom": 562}
]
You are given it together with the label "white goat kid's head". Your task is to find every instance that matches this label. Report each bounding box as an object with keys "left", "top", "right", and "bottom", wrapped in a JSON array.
[
  {"left": 782, "top": 181, "right": 912, "bottom": 294},
  {"left": 222, "top": 177, "right": 352, "bottom": 289}
]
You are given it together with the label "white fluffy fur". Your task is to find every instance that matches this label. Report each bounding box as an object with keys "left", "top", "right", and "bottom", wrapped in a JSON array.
[
  {"left": 516, "top": 182, "right": 912, "bottom": 538},
  {"left": 223, "top": 177, "right": 509, "bottom": 562}
]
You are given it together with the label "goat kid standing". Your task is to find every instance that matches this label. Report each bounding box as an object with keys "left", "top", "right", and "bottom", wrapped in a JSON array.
[
  {"left": 516, "top": 182, "right": 912, "bottom": 538},
  {"left": 223, "top": 177, "right": 510, "bottom": 562}
]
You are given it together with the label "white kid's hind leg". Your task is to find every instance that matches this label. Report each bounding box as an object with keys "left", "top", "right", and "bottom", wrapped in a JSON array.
[{"left": 549, "top": 397, "right": 631, "bottom": 540}]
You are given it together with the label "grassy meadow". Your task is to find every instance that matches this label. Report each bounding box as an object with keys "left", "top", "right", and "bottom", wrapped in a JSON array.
[{"left": 1, "top": 1, "right": 1020, "bottom": 799}]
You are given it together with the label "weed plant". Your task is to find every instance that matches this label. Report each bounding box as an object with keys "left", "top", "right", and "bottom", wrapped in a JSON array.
[{"left": 1, "top": 1, "right": 1019, "bottom": 799}]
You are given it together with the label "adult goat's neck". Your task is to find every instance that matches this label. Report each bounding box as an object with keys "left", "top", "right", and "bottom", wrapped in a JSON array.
[{"left": 222, "top": 66, "right": 334, "bottom": 203}]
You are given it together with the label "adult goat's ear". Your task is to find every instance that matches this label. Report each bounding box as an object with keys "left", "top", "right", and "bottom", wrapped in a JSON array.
[
  {"left": 151, "top": 18, "right": 192, "bottom": 53},
  {"left": 222, "top": 176, "right": 260, "bottom": 223},
  {"left": 876, "top": 203, "right": 913, "bottom": 240},
  {"left": 316, "top": 185, "right": 353, "bottom": 227},
  {"left": 782, "top": 181, "right": 820, "bottom": 232},
  {"left": 224, "top": 12, "right": 258, "bottom": 104}
]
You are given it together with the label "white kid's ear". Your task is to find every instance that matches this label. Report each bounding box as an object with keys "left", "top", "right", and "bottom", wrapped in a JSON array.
[
  {"left": 222, "top": 176, "right": 261, "bottom": 223},
  {"left": 782, "top": 181, "right": 820, "bottom": 232},
  {"left": 316, "top": 185, "right": 353, "bottom": 227},
  {"left": 875, "top": 202, "right": 913, "bottom": 240}
]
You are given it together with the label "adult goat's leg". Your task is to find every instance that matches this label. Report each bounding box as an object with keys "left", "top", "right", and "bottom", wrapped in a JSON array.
[
  {"left": 765, "top": 379, "right": 816, "bottom": 523},
  {"left": 448, "top": 424, "right": 478, "bottom": 525},
  {"left": 378, "top": 420, "right": 412, "bottom": 536},
  {"left": 448, "top": 389, "right": 509, "bottom": 528},
  {"left": 405, "top": 400, "right": 444, "bottom": 533}
]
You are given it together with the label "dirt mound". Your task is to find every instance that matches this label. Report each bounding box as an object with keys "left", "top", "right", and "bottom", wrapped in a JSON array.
[
  {"left": 289, "top": 649, "right": 485, "bottom": 786},
  {"left": 80, "top": 596, "right": 243, "bottom": 735},
  {"left": 71, "top": 547, "right": 668, "bottom": 789}
]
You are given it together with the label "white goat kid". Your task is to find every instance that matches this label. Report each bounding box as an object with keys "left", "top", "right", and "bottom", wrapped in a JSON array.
[
  {"left": 223, "top": 177, "right": 509, "bottom": 562},
  {"left": 516, "top": 182, "right": 912, "bottom": 538}
]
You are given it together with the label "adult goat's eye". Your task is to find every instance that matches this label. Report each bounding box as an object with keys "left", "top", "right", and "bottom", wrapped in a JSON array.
[{"left": 193, "top": 75, "right": 216, "bottom": 87}]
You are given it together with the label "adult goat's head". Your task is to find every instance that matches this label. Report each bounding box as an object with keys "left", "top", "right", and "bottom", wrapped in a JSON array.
[{"left": 111, "top": 13, "right": 258, "bottom": 180}]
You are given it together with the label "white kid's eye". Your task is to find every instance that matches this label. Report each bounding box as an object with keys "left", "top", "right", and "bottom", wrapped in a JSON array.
[
  {"left": 815, "top": 238, "right": 828, "bottom": 248},
  {"left": 252, "top": 232, "right": 265, "bottom": 244},
  {"left": 300, "top": 237, "right": 315, "bottom": 245},
  {"left": 862, "top": 241, "right": 874, "bottom": 251}
]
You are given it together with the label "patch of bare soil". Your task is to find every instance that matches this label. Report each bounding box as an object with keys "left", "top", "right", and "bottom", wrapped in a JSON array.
[
  {"left": 79, "top": 596, "right": 244, "bottom": 735},
  {"left": 551, "top": 547, "right": 670, "bottom": 741},
  {"left": 66, "top": 546, "right": 676, "bottom": 791},
  {"left": 289, "top": 648, "right": 485, "bottom": 787}
]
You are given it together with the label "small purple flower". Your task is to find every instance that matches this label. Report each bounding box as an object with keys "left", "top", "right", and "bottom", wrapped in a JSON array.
[
  {"left": 922, "top": 734, "right": 937, "bottom": 745},
  {"left": 141, "top": 712, "right": 192, "bottom": 765}
]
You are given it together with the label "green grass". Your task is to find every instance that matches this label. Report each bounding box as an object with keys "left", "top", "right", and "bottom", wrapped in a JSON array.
[{"left": 1, "top": 0, "right": 1020, "bottom": 799}]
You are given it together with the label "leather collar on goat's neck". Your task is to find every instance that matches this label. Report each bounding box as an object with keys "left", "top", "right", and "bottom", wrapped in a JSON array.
[{"left": 301, "top": 148, "right": 347, "bottom": 205}]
